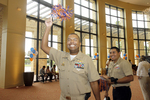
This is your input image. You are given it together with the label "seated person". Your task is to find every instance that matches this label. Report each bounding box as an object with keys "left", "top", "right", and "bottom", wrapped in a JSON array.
[
  {"left": 51, "top": 65, "right": 59, "bottom": 81},
  {"left": 46, "top": 66, "right": 53, "bottom": 82},
  {"left": 40, "top": 66, "right": 47, "bottom": 83}
]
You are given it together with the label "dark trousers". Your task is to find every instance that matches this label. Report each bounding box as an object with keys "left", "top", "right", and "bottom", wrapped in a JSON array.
[
  {"left": 84, "top": 92, "right": 91, "bottom": 100},
  {"left": 40, "top": 75, "right": 45, "bottom": 82},
  {"left": 45, "top": 73, "right": 53, "bottom": 81},
  {"left": 113, "top": 86, "right": 131, "bottom": 100}
]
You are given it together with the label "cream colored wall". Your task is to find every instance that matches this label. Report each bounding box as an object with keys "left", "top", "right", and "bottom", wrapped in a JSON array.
[
  {"left": 0, "top": 0, "right": 7, "bottom": 6},
  {"left": 0, "top": 0, "right": 26, "bottom": 88}
]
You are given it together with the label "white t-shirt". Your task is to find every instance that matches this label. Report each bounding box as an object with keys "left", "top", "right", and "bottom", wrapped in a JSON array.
[
  {"left": 70, "top": 55, "right": 77, "bottom": 60},
  {"left": 137, "top": 61, "right": 150, "bottom": 77}
]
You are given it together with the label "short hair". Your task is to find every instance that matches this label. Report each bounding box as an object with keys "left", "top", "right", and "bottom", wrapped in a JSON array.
[
  {"left": 47, "top": 66, "right": 49, "bottom": 68},
  {"left": 68, "top": 33, "right": 81, "bottom": 42},
  {"left": 110, "top": 47, "right": 120, "bottom": 52},
  {"left": 43, "top": 66, "right": 45, "bottom": 68}
]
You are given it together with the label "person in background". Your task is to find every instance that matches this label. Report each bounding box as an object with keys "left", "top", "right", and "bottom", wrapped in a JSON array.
[
  {"left": 40, "top": 66, "right": 47, "bottom": 83},
  {"left": 46, "top": 66, "right": 53, "bottom": 82},
  {"left": 137, "top": 56, "right": 150, "bottom": 100},
  {"left": 51, "top": 65, "right": 59, "bottom": 81},
  {"left": 129, "top": 60, "right": 132, "bottom": 65},
  {"left": 41, "top": 18, "right": 100, "bottom": 100},
  {"left": 104, "top": 47, "right": 133, "bottom": 100}
]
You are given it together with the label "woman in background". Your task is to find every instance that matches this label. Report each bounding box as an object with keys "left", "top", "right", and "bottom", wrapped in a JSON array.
[{"left": 137, "top": 56, "right": 150, "bottom": 100}]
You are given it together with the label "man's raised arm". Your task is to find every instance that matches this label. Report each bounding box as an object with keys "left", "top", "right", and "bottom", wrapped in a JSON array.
[{"left": 41, "top": 18, "right": 53, "bottom": 55}]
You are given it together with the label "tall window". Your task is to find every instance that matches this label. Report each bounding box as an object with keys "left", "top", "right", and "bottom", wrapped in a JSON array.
[
  {"left": 132, "top": 11, "right": 150, "bottom": 65},
  {"left": 105, "top": 4, "right": 126, "bottom": 59},
  {"left": 26, "top": 0, "right": 63, "bottom": 81},
  {"left": 74, "top": 0, "right": 98, "bottom": 72}
]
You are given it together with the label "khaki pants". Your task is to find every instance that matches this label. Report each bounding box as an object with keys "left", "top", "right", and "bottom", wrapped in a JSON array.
[
  {"left": 138, "top": 77, "right": 150, "bottom": 100},
  {"left": 60, "top": 93, "right": 86, "bottom": 100}
]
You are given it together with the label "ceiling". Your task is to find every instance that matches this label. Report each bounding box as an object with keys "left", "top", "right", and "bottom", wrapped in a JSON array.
[{"left": 118, "top": 0, "right": 150, "bottom": 6}]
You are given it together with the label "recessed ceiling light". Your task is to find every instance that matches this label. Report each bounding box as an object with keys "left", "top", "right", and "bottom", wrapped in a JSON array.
[{"left": 147, "top": 3, "right": 149, "bottom": 4}]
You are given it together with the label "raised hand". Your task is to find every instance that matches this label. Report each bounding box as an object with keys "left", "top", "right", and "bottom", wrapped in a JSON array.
[{"left": 45, "top": 18, "right": 53, "bottom": 28}]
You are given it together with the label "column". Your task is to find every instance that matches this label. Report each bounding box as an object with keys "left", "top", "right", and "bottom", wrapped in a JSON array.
[{"left": 0, "top": 0, "right": 26, "bottom": 88}]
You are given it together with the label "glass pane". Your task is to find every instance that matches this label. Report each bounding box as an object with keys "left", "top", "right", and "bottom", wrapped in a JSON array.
[
  {"left": 74, "top": 4, "right": 80, "bottom": 15},
  {"left": 132, "top": 21, "right": 137, "bottom": 27},
  {"left": 39, "top": 22, "right": 52, "bottom": 41},
  {"left": 74, "top": 0, "right": 80, "bottom": 4},
  {"left": 26, "top": 1, "right": 38, "bottom": 18},
  {"left": 82, "top": 20, "right": 89, "bottom": 32},
  {"left": 111, "top": 7, "right": 117, "bottom": 16},
  {"left": 81, "top": 0, "right": 88, "bottom": 7},
  {"left": 92, "top": 60, "right": 97, "bottom": 70},
  {"left": 145, "top": 22, "right": 150, "bottom": 28},
  {"left": 146, "top": 31, "right": 150, "bottom": 39},
  {"left": 144, "top": 14, "right": 150, "bottom": 21},
  {"left": 146, "top": 41, "right": 150, "bottom": 50},
  {"left": 74, "top": 18, "right": 81, "bottom": 30},
  {"left": 52, "top": 43, "right": 62, "bottom": 50},
  {"left": 138, "top": 30, "right": 145, "bottom": 39},
  {"left": 132, "top": 11, "right": 137, "bottom": 20},
  {"left": 25, "top": 39, "right": 37, "bottom": 58},
  {"left": 82, "top": 33, "right": 89, "bottom": 46},
  {"left": 111, "top": 16, "right": 117, "bottom": 25},
  {"left": 53, "top": 26, "right": 62, "bottom": 42},
  {"left": 82, "top": 7, "right": 89, "bottom": 18},
  {"left": 90, "top": 10, "right": 96, "bottom": 20},
  {"left": 91, "top": 35, "right": 97, "bottom": 47},
  {"left": 106, "top": 15, "right": 110, "bottom": 23},
  {"left": 39, "top": 41, "right": 50, "bottom": 58},
  {"left": 118, "top": 8, "right": 123, "bottom": 18},
  {"left": 105, "top": 5, "right": 110, "bottom": 14},
  {"left": 90, "top": 0, "right": 96, "bottom": 10},
  {"left": 39, "top": 4, "right": 51, "bottom": 20},
  {"left": 138, "top": 21, "right": 144, "bottom": 28},
  {"left": 134, "top": 40, "right": 138, "bottom": 49},
  {"left": 112, "top": 27, "right": 118, "bottom": 37},
  {"left": 26, "top": 18, "right": 37, "bottom": 38},
  {"left": 140, "top": 50, "right": 146, "bottom": 56},
  {"left": 107, "top": 49, "right": 110, "bottom": 59},
  {"left": 82, "top": 46, "right": 90, "bottom": 56},
  {"left": 119, "top": 39, "right": 125, "bottom": 49},
  {"left": 118, "top": 18, "right": 124, "bottom": 26},
  {"left": 107, "top": 37, "right": 111, "bottom": 48},
  {"left": 24, "top": 59, "right": 37, "bottom": 81},
  {"left": 91, "top": 47, "right": 97, "bottom": 59},
  {"left": 119, "top": 28, "right": 124, "bottom": 38},
  {"left": 90, "top": 22, "right": 96, "bottom": 34},
  {"left": 133, "top": 29, "right": 138, "bottom": 39},
  {"left": 137, "top": 12, "right": 144, "bottom": 20},
  {"left": 139, "top": 41, "right": 145, "bottom": 49},
  {"left": 106, "top": 26, "right": 110, "bottom": 36},
  {"left": 53, "top": 0, "right": 60, "bottom": 5},
  {"left": 112, "top": 38, "right": 118, "bottom": 47},
  {"left": 43, "top": 0, "right": 52, "bottom": 4},
  {"left": 147, "top": 49, "right": 150, "bottom": 56},
  {"left": 120, "top": 49, "right": 125, "bottom": 58}
]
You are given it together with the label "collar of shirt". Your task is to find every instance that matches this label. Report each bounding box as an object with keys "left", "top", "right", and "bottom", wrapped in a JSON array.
[
  {"left": 112, "top": 57, "right": 122, "bottom": 66},
  {"left": 62, "top": 51, "right": 83, "bottom": 61}
]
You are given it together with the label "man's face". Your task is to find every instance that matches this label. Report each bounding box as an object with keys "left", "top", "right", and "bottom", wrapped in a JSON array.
[
  {"left": 67, "top": 34, "right": 81, "bottom": 54},
  {"left": 110, "top": 49, "right": 120, "bottom": 63}
]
